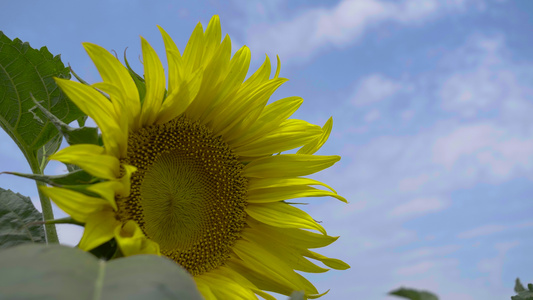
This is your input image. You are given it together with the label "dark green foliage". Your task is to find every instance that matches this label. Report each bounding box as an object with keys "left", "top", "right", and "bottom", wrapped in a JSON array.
[
  {"left": 389, "top": 287, "right": 439, "bottom": 300},
  {"left": 0, "top": 188, "right": 45, "bottom": 249}
]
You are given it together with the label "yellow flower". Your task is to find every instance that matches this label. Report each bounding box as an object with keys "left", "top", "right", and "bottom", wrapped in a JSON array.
[{"left": 41, "top": 15, "right": 349, "bottom": 299}]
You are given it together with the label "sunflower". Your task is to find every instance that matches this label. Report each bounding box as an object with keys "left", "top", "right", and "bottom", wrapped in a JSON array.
[{"left": 41, "top": 15, "right": 349, "bottom": 299}]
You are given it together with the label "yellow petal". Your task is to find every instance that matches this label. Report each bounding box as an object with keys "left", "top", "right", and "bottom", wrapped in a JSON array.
[
  {"left": 197, "top": 272, "right": 258, "bottom": 299},
  {"left": 49, "top": 144, "right": 120, "bottom": 180},
  {"left": 248, "top": 177, "right": 337, "bottom": 192},
  {"left": 117, "top": 164, "right": 137, "bottom": 197},
  {"left": 247, "top": 185, "right": 347, "bottom": 203},
  {"left": 54, "top": 78, "right": 124, "bottom": 157},
  {"left": 242, "top": 229, "right": 329, "bottom": 273},
  {"left": 228, "top": 55, "right": 273, "bottom": 134},
  {"left": 184, "top": 35, "right": 231, "bottom": 121},
  {"left": 157, "top": 25, "right": 182, "bottom": 96},
  {"left": 246, "top": 202, "right": 326, "bottom": 234},
  {"left": 155, "top": 68, "right": 203, "bottom": 125},
  {"left": 202, "top": 15, "right": 222, "bottom": 63},
  {"left": 182, "top": 22, "right": 206, "bottom": 74},
  {"left": 228, "top": 96, "right": 303, "bottom": 147},
  {"left": 78, "top": 210, "right": 120, "bottom": 251},
  {"left": 209, "top": 266, "right": 276, "bottom": 300},
  {"left": 202, "top": 46, "right": 252, "bottom": 129},
  {"left": 226, "top": 260, "right": 293, "bottom": 297},
  {"left": 39, "top": 186, "right": 109, "bottom": 223},
  {"left": 242, "top": 55, "right": 271, "bottom": 91},
  {"left": 247, "top": 217, "right": 338, "bottom": 249},
  {"left": 215, "top": 77, "right": 286, "bottom": 139},
  {"left": 304, "top": 250, "right": 351, "bottom": 270},
  {"left": 234, "top": 119, "right": 322, "bottom": 157},
  {"left": 274, "top": 55, "right": 281, "bottom": 78},
  {"left": 232, "top": 239, "right": 319, "bottom": 296},
  {"left": 140, "top": 36, "right": 165, "bottom": 126},
  {"left": 115, "top": 220, "right": 160, "bottom": 256},
  {"left": 91, "top": 81, "right": 130, "bottom": 144},
  {"left": 243, "top": 154, "right": 340, "bottom": 178},
  {"left": 298, "top": 117, "right": 333, "bottom": 155},
  {"left": 86, "top": 180, "right": 123, "bottom": 210},
  {"left": 83, "top": 42, "right": 141, "bottom": 131},
  {"left": 195, "top": 277, "right": 217, "bottom": 300}
]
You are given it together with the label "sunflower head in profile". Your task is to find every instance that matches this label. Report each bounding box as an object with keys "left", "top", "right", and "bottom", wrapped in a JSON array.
[{"left": 41, "top": 15, "right": 350, "bottom": 299}]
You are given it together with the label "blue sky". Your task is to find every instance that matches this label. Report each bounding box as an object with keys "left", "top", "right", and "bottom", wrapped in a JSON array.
[{"left": 1, "top": 0, "right": 532, "bottom": 299}]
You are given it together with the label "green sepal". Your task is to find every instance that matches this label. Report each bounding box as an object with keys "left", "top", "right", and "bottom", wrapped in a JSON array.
[
  {"left": 2, "top": 169, "right": 98, "bottom": 186},
  {"left": 31, "top": 94, "right": 99, "bottom": 145},
  {"left": 124, "top": 49, "right": 147, "bottom": 105},
  {"left": 44, "top": 217, "right": 83, "bottom": 226},
  {"left": 36, "top": 133, "right": 62, "bottom": 171}
]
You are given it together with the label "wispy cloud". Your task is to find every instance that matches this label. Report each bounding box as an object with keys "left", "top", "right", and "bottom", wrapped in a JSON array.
[
  {"left": 351, "top": 74, "right": 403, "bottom": 106},
  {"left": 458, "top": 222, "right": 533, "bottom": 239},
  {"left": 438, "top": 36, "right": 533, "bottom": 119},
  {"left": 389, "top": 197, "right": 449, "bottom": 218},
  {"left": 246, "top": 0, "right": 471, "bottom": 61},
  {"left": 315, "top": 33, "right": 533, "bottom": 299},
  {"left": 457, "top": 224, "right": 507, "bottom": 239},
  {"left": 432, "top": 122, "right": 533, "bottom": 180},
  {"left": 477, "top": 241, "right": 520, "bottom": 286}
]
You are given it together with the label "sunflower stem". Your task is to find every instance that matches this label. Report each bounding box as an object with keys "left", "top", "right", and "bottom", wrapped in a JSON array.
[{"left": 28, "top": 155, "right": 59, "bottom": 244}]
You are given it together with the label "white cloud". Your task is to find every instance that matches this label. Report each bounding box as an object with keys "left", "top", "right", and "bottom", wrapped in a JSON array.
[
  {"left": 395, "top": 260, "right": 435, "bottom": 276},
  {"left": 398, "top": 173, "right": 433, "bottom": 192},
  {"left": 432, "top": 122, "right": 533, "bottom": 181},
  {"left": 246, "top": 0, "right": 470, "bottom": 61},
  {"left": 477, "top": 241, "right": 520, "bottom": 286},
  {"left": 438, "top": 36, "right": 533, "bottom": 119},
  {"left": 402, "top": 245, "right": 461, "bottom": 260},
  {"left": 351, "top": 74, "right": 402, "bottom": 106},
  {"left": 389, "top": 197, "right": 449, "bottom": 217},
  {"left": 458, "top": 221, "right": 533, "bottom": 239},
  {"left": 364, "top": 109, "right": 381, "bottom": 122},
  {"left": 457, "top": 224, "right": 507, "bottom": 239}
]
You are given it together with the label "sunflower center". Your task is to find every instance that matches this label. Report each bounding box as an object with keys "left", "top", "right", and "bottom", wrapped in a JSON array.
[{"left": 117, "top": 116, "right": 247, "bottom": 275}]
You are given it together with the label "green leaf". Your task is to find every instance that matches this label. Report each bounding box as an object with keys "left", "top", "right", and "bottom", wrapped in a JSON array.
[
  {"left": 0, "top": 31, "right": 84, "bottom": 172},
  {"left": 389, "top": 287, "right": 439, "bottom": 300},
  {"left": 512, "top": 278, "right": 533, "bottom": 300},
  {"left": 0, "top": 244, "right": 203, "bottom": 300},
  {"left": 0, "top": 188, "right": 45, "bottom": 249},
  {"left": 516, "top": 278, "right": 527, "bottom": 293}
]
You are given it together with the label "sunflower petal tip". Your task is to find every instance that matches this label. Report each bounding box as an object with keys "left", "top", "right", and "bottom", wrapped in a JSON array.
[
  {"left": 275, "top": 55, "right": 281, "bottom": 78},
  {"left": 308, "top": 289, "right": 330, "bottom": 299},
  {"left": 82, "top": 42, "right": 99, "bottom": 52}
]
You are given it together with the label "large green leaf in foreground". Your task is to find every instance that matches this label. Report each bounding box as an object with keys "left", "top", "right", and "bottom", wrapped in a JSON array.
[
  {"left": 0, "top": 244, "right": 203, "bottom": 300},
  {"left": 0, "top": 187, "right": 45, "bottom": 249},
  {"left": 0, "top": 31, "right": 83, "bottom": 170}
]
